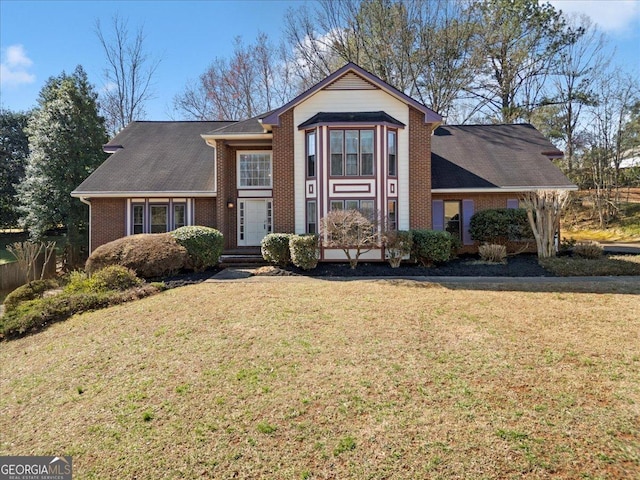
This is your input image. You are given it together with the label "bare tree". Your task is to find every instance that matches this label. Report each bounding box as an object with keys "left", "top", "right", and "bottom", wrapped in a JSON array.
[
  {"left": 95, "top": 15, "right": 160, "bottom": 135},
  {"left": 173, "top": 33, "right": 294, "bottom": 120},
  {"left": 521, "top": 190, "right": 570, "bottom": 258},
  {"left": 320, "top": 209, "right": 379, "bottom": 269}
]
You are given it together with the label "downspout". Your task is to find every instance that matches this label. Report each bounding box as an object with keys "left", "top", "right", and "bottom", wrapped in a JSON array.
[{"left": 79, "top": 197, "right": 92, "bottom": 254}]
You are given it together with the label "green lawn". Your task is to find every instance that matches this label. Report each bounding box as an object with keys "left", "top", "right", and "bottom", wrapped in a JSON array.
[{"left": 1, "top": 278, "right": 638, "bottom": 479}]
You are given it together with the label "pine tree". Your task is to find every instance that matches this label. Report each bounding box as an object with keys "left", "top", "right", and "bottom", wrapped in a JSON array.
[
  {"left": 17, "top": 66, "right": 108, "bottom": 267},
  {"left": 0, "top": 110, "right": 30, "bottom": 228}
]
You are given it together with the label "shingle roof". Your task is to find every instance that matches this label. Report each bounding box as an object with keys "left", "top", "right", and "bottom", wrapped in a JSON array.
[
  {"left": 431, "top": 124, "right": 574, "bottom": 190},
  {"left": 206, "top": 111, "right": 275, "bottom": 135},
  {"left": 298, "top": 111, "right": 405, "bottom": 129},
  {"left": 73, "top": 121, "right": 233, "bottom": 195}
]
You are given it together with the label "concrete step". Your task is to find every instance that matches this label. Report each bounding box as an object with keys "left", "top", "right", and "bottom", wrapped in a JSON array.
[{"left": 219, "top": 253, "right": 267, "bottom": 268}]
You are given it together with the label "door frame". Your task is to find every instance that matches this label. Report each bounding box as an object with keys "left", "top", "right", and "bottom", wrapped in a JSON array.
[{"left": 237, "top": 198, "right": 273, "bottom": 246}]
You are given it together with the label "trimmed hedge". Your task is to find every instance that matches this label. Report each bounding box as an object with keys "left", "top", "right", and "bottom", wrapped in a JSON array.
[
  {"left": 289, "top": 234, "right": 319, "bottom": 270},
  {"left": 469, "top": 208, "right": 532, "bottom": 244},
  {"left": 171, "top": 226, "right": 224, "bottom": 271},
  {"left": 261, "top": 233, "right": 293, "bottom": 266},
  {"left": 411, "top": 229, "right": 452, "bottom": 266},
  {"left": 86, "top": 233, "right": 189, "bottom": 278}
]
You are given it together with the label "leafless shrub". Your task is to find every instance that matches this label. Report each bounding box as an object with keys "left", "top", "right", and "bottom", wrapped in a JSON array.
[
  {"left": 478, "top": 243, "right": 507, "bottom": 264},
  {"left": 573, "top": 241, "right": 603, "bottom": 259}
]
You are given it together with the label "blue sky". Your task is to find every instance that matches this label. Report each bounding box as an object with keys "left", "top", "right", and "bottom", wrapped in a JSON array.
[{"left": 1, "top": 0, "right": 639, "bottom": 121}]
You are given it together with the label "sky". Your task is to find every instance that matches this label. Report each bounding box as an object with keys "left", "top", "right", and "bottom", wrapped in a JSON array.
[{"left": 1, "top": 0, "right": 639, "bottom": 121}]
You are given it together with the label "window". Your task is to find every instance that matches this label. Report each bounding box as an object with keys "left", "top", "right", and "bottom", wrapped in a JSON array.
[
  {"left": 307, "top": 201, "right": 317, "bottom": 234},
  {"left": 330, "top": 131, "right": 343, "bottom": 176},
  {"left": 306, "top": 131, "right": 316, "bottom": 177},
  {"left": 388, "top": 130, "right": 397, "bottom": 176},
  {"left": 388, "top": 200, "right": 397, "bottom": 230},
  {"left": 150, "top": 205, "right": 168, "bottom": 233},
  {"left": 329, "top": 129, "right": 374, "bottom": 176},
  {"left": 173, "top": 204, "right": 186, "bottom": 230},
  {"left": 444, "top": 201, "right": 461, "bottom": 241},
  {"left": 238, "top": 152, "right": 272, "bottom": 187},
  {"left": 330, "top": 200, "right": 344, "bottom": 211},
  {"left": 132, "top": 204, "right": 144, "bottom": 234},
  {"left": 330, "top": 199, "right": 375, "bottom": 220}
]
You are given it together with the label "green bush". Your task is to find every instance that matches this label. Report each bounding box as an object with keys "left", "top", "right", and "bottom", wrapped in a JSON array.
[
  {"left": 469, "top": 208, "right": 533, "bottom": 244},
  {"left": 171, "top": 226, "right": 224, "bottom": 271},
  {"left": 382, "top": 230, "right": 413, "bottom": 268},
  {"left": 86, "top": 233, "right": 189, "bottom": 278},
  {"left": 3, "top": 279, "right": 59, "bottom": 314},
  {"left": 261, "top": 233, "right": 293, "bottom": 266},
  {"left": 65, "top": 266, "right": 142, "bottom": 294},
  {"left": 289, "top": 234, "right": 319, "bottom": 270},
  {"left": 411, "top": 230, "right": 452, "bottom": 266}
]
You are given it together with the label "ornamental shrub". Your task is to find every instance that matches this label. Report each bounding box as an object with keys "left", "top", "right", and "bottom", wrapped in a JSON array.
[
  {"left": 289, "top": 234, "right": 319, "bottom": 270},
  {"left": 86, "top": 233, "right": 189, "bottom": 278},
  {"left": 261, "top": 233, "right": 293, "bottom": 266},
  {"left": 382, "top": 230, "right": 413, "bottom": 268},
  {"left": 573, "top": 241, "right": 603, "bottom": 259},
  {"left": 170, "top": 226, "right": 224, "bottom": 271},
  {"left": 411, "top": 229, "right": 452, "bottom": 266},
  {"left": 478, "top": 243, "right": 507, "bottom": 263},
  {"left": 65, "top": 266, "right": 142, "bottom": 294},
  {"left": 469, "top": 208, "right": 532, "bottom": 244},
  {"left": 3, "top": 279, "right": 59, "bottom": 314}
]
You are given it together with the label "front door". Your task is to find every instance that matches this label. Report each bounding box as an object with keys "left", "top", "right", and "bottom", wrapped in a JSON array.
[{"left": 238, "top": 199, "right": 272, "bottom": 246}]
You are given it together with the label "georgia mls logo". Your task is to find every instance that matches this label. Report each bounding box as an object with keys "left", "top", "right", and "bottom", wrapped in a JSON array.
[{"left": 0, "top": 456, "right": 72, "bottom": 480}]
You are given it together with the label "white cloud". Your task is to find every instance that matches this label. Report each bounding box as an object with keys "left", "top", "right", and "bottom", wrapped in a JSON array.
[
  {"left": 1, "top": 44, "right": 35, "bottom": 87},
  {"left": 549, "top": 0, "right": 640, "bottom": 33}
]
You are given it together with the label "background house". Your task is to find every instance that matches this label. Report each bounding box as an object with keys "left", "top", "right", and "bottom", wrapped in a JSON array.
[{"left": 72, "top": 63, "right": 576, "bottom": 259}]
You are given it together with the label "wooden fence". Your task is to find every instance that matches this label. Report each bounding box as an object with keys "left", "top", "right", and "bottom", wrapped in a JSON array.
[{"left": 0, "top": 255, "right": 57, "bottom": 292}]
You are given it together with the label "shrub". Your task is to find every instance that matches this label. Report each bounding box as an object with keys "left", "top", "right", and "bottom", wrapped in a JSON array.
[
  {"left": 573, "top": 241, "right": 603, "bottom": 259},
  {"left": 478, "top": 243, "right": 507, "bottom": 263},
  {"left": 65, "top": 266, "right": 142, "bottom": 294},
  {"left": 382, "top": 230, "right": 413, "bottom": 268},
  {"left": 289, "top": 234, "right": 319, "bottom": 270},
  {"left": 469, "top": 208, "right": 533, "bottom": 244},
  {"left": 170, "top": 226, "right": 224, "bottom": 271},
  {"left": 411, "top": 230, "right": 452, "bottom": 266},
  {"left": 86, "top": 233, "right": 189, "bottom": 278},
  {"left": 3, "top": 279, "right": 59, "bottom": 314},
  {"left": 261, "top": 233, "right": 293, "bottom": 266}
]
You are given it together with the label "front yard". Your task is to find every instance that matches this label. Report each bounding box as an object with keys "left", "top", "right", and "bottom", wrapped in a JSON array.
[{"left": 1, "top": 279, "right": 638, "bottom": 479}]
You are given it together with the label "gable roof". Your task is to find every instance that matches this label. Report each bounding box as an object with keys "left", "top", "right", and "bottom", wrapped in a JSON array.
[
  {"left": 431, "top": 124, "right": 575, "bottom": 191},
  {"left": 72, "top": 121, "right": 233, "bottom": 197},
  {"left": 261, "top": 63, "right": 442, "bottom": 126},
  {"left": 205, "top": 111, "right": 274, "bottom": 136}
]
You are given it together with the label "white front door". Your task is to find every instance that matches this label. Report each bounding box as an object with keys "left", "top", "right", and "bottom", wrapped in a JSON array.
[{"left": 238, "top": 199, "right": 272, "bottom": 246}]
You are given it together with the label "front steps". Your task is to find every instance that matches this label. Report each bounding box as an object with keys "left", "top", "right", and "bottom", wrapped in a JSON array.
[{"left": 219, "top": 248, "right": 267, "bottom": 268}]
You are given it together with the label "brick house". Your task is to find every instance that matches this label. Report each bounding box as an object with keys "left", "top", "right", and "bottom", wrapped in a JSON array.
[{"left": 72, "top": 63, "right": 576, "bottom": 259}]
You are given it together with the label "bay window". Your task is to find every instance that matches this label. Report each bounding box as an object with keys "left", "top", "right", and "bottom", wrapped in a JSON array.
[{"left": 329, "top": 129, "right": 374, "bottom": 176}]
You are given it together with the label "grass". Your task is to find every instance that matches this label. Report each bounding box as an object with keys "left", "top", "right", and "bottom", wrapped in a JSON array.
[
  {"left": 1, "top": 279, "right": 639, "bottom": 479},
  {"left": 541, "top": 254, "right": 640, "bottom": 276}
]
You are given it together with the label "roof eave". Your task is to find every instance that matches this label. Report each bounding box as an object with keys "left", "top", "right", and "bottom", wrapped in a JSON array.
[
  {"left": 431, "top": 186, "right": 578, "bottom": 193},
  {"left": 71, "top": 191, "right": 218, "bottom": 198}
]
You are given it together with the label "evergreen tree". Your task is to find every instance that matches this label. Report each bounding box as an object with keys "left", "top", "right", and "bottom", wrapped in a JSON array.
[
  {"left": 17, "top": 66, "right": 108, "bottom": 267},
  {"left": 0, "top": 110, "right": 30, "bottom": 228}
]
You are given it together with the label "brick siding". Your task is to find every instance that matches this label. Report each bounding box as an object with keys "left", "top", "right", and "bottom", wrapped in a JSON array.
[
  {"left": 408, "top": 106, "right": 433, "bottom": 229},
  {"left": 194, "top": 197, "right": 217, "bottom": 229},
  {"left": 90, "top": 198, "right": 126, "bottom": 252},
  {"left": 271, "top": 110, "right": 296, "bottom": 233}
]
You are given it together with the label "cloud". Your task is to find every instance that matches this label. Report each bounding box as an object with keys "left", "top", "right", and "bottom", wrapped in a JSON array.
[
  {"left": 1, "top": 44, "right": 36, "bottom": 87},
  {"left": 549, "top": 0, "right": 640, "bottom": 33}
]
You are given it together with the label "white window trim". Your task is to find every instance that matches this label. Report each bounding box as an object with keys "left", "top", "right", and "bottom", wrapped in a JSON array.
[{"left": 237, "top": 151, "right": 273, "bottom": 189}]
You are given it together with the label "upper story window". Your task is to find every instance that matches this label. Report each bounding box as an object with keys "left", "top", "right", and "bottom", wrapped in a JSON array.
[
  {"left": 388, "top": 130, "right": 397, "bottom": 176},
  {"left": 238, "top": 152, "right": 272, "bottom": 188},
  {"left": 330, "top": 129, "right": 374, "bottom": 176},
  {"left": 306, "top": 131, "right": 316, "bottom": 177}
]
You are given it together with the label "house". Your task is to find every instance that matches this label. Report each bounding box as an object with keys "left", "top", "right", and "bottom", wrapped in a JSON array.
[{"left": 72, "top": 62, "right": 576, "bottom": 260}]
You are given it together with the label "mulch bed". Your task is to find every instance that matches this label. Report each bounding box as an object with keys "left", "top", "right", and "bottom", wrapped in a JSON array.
[{"left": 288, "top": 253, "right": 553, "bottom": 277}]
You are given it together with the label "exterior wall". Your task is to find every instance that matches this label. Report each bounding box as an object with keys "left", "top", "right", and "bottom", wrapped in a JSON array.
[
  {"left": 90, "top": 198, "right": 126, "bottom": 251},
  {"left": 272, "top": 109, "right": 296, "bottom": 234},
  {"left": 216, "top": 142, "right": 237, "bottom": 249},
  {"left": 293, "top": 88, "right": 410, "bottom": 232},
  {"left": 408, "top": 106, "right": 433, "bottom": 229},
  {"left": 431, "top": 192, "right": 534, "bottom": 253},
  {"left": 194, "top": 197, "right": 217, "bottom": 228}
]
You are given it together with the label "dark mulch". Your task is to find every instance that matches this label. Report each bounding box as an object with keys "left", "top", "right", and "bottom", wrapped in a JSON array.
[
  {"left": 160, "top": 267, "right": 223, "bottom": 289},
  {"left": 289, "top": 253, "right": 553, "bottom": 277}
]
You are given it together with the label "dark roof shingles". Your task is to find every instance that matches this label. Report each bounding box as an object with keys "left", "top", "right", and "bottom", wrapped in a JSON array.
[
  {"left": 75, "top": 121, "right": 233, "bottom": 194},
  {"left": 298, "top": 111, "right": 405, "bottom": 128},
  {"left": 431, "top": 124, "right": 573, "bottom": 189}
]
